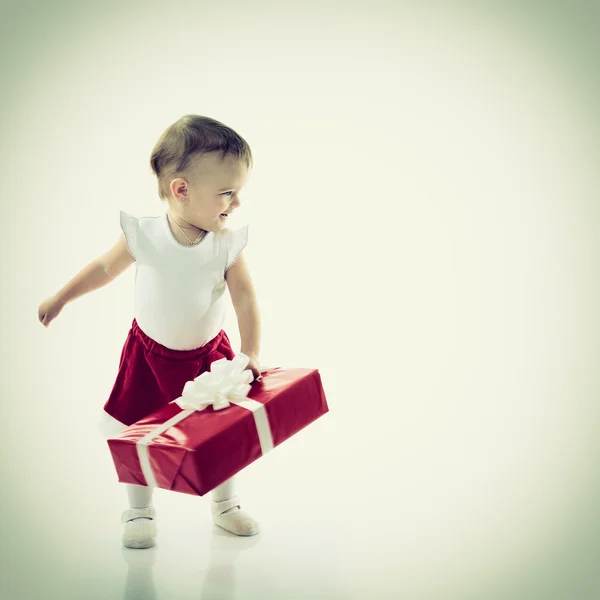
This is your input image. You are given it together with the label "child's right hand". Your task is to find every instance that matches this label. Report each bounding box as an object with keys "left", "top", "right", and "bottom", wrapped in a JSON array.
[{"left": 38, "top": 295, "right": 65, "bottom": 327}]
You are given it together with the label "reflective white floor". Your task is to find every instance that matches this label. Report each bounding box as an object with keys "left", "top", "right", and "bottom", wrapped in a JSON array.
[
  {"left": 3, "top": 407, "right": 374, "bottom": 600},
  {"left": 5, "top": 381, "right": 600, "bottom": 600}
]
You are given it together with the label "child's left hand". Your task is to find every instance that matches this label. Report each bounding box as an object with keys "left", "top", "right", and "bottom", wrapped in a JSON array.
[{"left": 243, "top": 352, "right": 263, "bottom": 382}]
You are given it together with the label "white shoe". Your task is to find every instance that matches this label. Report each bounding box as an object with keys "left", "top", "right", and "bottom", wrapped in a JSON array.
[
  {"left": 121, "top": 506, "right": 157, "bottom": 549},
  {"left": 211, "top": 495, "right": 259, "bottom": 536}
]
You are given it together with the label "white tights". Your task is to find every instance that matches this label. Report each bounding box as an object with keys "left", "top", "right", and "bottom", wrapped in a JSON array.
[{"left": 126, "top": 476, "right": 236, "bottom": 508}]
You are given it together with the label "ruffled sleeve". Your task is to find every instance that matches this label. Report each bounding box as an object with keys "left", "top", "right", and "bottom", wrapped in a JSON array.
[
  {"left": 225, "top": 224, "right": 249, "bottom": 272},
  {"left": 120, "top": 210, "right": 138, "bottom": 260}
]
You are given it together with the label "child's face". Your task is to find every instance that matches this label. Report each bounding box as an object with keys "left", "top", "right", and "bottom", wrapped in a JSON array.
[{"left": 170, "top": 152, "right": 250, "bottom": 231}]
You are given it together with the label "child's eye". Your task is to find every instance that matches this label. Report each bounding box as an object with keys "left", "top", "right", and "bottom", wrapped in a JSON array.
[{"left": 222, "top": 191, "right": 233, "bottom": 196}]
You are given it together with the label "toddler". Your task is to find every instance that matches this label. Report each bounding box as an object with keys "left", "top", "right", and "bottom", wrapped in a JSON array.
[{"left": 38, "top": 115, "right": 263, "bottom": 548}]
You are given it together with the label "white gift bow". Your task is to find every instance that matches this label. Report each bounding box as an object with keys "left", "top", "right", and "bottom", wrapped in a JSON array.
[
  {"left": 174, "top": 352, "right": 254, "bottom": 412},
  {"left": 135, "top": 352, "right": 274, "bottom": 488}
]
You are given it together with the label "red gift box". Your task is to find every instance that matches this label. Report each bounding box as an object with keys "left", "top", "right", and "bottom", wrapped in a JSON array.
[{"left": 106, "top": 366, "right": 329, "bottom": 496}]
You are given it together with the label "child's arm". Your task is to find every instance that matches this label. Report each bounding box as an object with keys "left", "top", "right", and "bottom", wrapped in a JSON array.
[
  {"left": 225, "top": 250, "right": 262, "bottom": 380},
  {"left": 38, "top": 233, "right": 135, "bottom": 327}
]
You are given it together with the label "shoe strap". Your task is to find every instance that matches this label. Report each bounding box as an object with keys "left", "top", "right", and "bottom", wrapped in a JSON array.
[
  {"left": 122, "top": 505, "right": 156, "bottom": 524},
  {"left": 211, "top": 495, "right": 241, "bottom": 515}
]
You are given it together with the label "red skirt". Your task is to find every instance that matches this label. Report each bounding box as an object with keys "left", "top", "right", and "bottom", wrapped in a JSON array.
[{"left": 102, "top": 318, "right": 236, "bottom": 428}]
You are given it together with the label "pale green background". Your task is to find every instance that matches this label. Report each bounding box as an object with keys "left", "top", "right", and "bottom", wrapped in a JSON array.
[{"left": 1, "top": 1, "right": 599, "bottom": 598}]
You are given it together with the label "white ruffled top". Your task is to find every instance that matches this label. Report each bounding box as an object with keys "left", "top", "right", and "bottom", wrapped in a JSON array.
[{"left": 119, "top": 208, "right": 248, "bottom": 351}]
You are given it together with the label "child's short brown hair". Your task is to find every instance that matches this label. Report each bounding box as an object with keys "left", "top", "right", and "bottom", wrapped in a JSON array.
[{"left": 150, "top": 115, "right": 253, "bottom": 201}]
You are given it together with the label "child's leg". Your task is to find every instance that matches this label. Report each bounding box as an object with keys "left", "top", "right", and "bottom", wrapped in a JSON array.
[
  {"left": 126, "top": 483, "right": 154, "bottom": 522},
  {"left": 212, "top": 476, "right": 244, "bottom": 516},
  {"left": 127, "top": 483, "right": 154, "bottom": 507},
  {"left": 211, "top": 476, "right": 236, "bottom": 503}
]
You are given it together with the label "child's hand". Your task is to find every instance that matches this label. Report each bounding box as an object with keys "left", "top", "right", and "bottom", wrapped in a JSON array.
[
  {"left": 38, "top": 295, "right": 65, "bottom": 327},
  {"left": 243, "top": 352, "right": 263, "bottom": 382}
]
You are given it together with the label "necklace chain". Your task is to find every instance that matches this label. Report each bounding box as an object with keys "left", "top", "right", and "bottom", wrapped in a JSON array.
[{"left": 169, "top": 214, "right": 204, "bottom": 245}]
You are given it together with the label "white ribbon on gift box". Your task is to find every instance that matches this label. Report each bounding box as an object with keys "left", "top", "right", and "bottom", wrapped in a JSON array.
[{"left": 135, "top": 353, "right": 274, "bottom": 489}]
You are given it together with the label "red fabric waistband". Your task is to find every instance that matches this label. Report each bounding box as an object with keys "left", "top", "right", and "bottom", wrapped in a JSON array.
[{"left": 131, "top": 318, "right": 225, "bottom": 361}]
